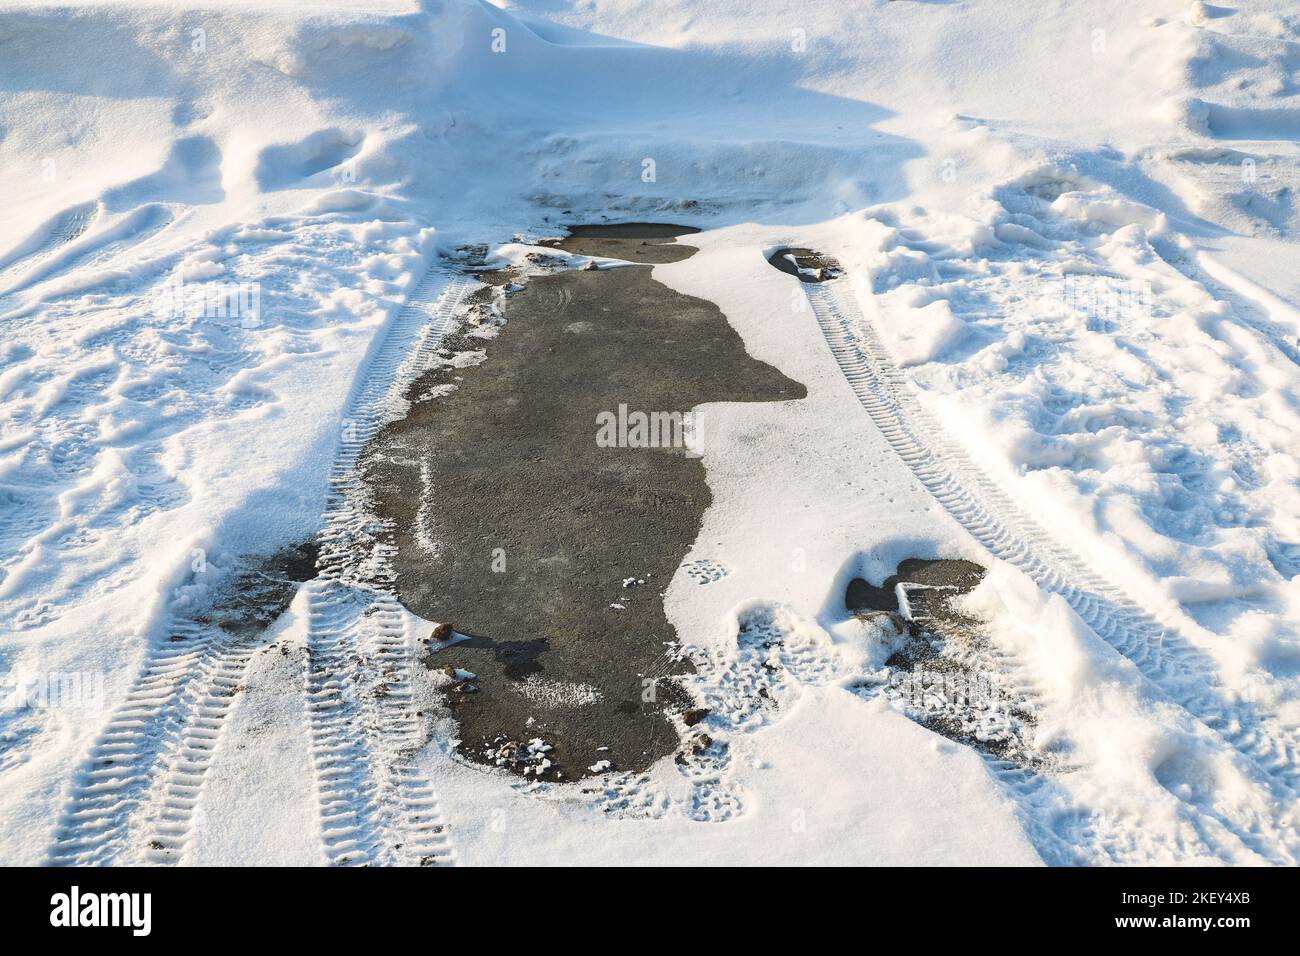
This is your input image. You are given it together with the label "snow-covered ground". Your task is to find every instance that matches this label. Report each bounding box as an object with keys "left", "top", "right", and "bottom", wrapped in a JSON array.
[{"left": 2, "top": 0, "right": 1299, "bottom": 865}]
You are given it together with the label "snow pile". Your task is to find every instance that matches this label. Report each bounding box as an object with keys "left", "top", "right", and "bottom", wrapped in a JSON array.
[{"left": 1, "top": 0, "right": 1298, "bottom": 866}]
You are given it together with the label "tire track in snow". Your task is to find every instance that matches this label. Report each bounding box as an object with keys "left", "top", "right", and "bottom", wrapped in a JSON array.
[
  {"left": 46, "top": 266, "right": 471, "bottom": 867},
  {"left": 304, "top": 585, "right": 455, "bottom": 865},
  {"left": 137, "top": 634, "right": 263, "bottom": 864},
  {"left": 806, "top": 280, "right": 1300, "bottom": 855},
  {"left": 47, "top": 619, "right": 214, "bottom": 865},
  {"left": 0, "top": 204, "right": 175, "bottom": 304},
  {"left": 0, "top": 201, "right": 97, "bottom": 283},
  {"left": 304, "top": 266, "right": 472, "bottom": 866}
]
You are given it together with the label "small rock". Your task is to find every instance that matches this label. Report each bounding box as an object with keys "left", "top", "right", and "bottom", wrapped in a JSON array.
[
  {"left": 682, "top": 707, "right": 710, "bottom": 726},
  {"left": 583, "top": 260, "right": 600, "bottom": 271},
  {"left": 429, "top": 622, "right": 454, "bottom": 644}
]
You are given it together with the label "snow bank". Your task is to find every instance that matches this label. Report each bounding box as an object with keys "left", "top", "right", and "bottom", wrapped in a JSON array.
[{"left": 2, "top": 0, "right": 1299, "bottom": 866}]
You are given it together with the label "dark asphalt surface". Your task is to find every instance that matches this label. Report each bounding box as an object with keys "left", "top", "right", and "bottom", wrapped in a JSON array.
[{"left": 361, "top": 226, "right": 805, "bottom": 779}]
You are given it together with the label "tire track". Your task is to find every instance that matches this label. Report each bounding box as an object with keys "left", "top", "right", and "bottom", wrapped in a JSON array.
[
  {"left": 302, "top": 582, "right": 388, "bottom": 865},
  {"left": 139, "top": 633, "right": 262, "bottom": 864},
  {"left": 46, "top": 266, "right": 470, "bottom": 867},
  {"left": 47, "top": 620, "right": 213, "bottom": 866},
  {"left": 847, "top": 602, "right": 1158, "bottom": 865},
  {"left": 806, "top": 281, "right": 1300, "bottom": 810},
  {"left": 304, "top": 267, "right": 472, "bottom": 866}
]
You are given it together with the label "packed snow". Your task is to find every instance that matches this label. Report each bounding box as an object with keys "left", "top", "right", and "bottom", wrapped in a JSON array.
[{"left": 1, "top": 0, "right": 1298, "bottom": 865}]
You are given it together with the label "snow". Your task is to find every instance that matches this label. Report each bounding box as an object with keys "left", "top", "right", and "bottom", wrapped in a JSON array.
[
  {"left": 431, "top": 686, "right": 1040, "bottom": 867},
  {"left": 853, "top": 165, "right": 1300, "bottom": 672},
  {"left": 187, "top": 596, "right": 322, "bottom": 866},
  {"left": 1, "top": 0, "right": 1299, "bottom": 865}
]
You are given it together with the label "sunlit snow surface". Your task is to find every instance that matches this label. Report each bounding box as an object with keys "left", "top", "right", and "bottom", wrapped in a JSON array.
[{"left": 1, "top": 0, "right": 1298, "bottom": 865}]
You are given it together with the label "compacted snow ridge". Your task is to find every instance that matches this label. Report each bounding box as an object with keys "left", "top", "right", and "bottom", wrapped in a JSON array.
[{"left": 2, "top": 0, "right": 1299, "bottom": 866}]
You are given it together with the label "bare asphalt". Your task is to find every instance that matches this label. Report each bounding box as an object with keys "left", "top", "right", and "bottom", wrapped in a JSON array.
[{"left": 360, "top": 225, "right": 805, "bottom": 779}]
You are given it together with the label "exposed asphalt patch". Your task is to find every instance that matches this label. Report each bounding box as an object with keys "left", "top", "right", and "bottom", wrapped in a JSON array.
[
  {"left": 362, "top": 226, "right": 806, "bottom": 780},
  {"left": 199, "top": 540, "right": 319, "bottom": 638},
  {"left": 538, "top": 222, "right": 701, "bottom": 264},
  {"left": 848, "top": 558, "right": 1042, "bottom": 767},
  {"left": 767, "top": 246, "right": 843, "bottom": 283},
  {"left": 846, "top": 558, "right": 986, "bottom": 616}
]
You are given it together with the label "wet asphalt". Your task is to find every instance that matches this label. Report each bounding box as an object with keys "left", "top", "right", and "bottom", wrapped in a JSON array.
[{"left": 360, "top": 225, "right": 805, "bottom": 779}]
